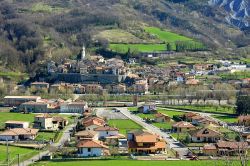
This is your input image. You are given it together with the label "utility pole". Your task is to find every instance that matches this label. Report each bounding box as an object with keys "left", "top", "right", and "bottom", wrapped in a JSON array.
[
  {"left": 17, "top": 154, "right": 20, "bottom": 166},
  {"left": 6, "top": 139, "right": 9, "bottom": 166}
]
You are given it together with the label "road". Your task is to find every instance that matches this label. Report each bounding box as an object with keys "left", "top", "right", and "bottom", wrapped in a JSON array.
[
  {"left": 14, "top": 123, "right": 76, "bottom": 166},
  {"left": 111, "top": 107, "right": 190, "bottom": 159}
]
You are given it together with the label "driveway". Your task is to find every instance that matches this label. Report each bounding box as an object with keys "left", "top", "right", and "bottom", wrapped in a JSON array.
[
  {"left": 118, "top": 107, "right": 190, "bottom": 159},
  {"left": 14, "top": 123, "right": 76, "bottom": 166}
]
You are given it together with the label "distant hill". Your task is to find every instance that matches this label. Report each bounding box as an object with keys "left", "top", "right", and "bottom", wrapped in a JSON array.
[{"left": 0, "top": 0, "right": 249, "bottom": 74}]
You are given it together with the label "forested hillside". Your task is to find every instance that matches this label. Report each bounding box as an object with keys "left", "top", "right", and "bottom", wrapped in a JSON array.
[{"left": 0, "top": 0, "right": 249, "bottom": 74}]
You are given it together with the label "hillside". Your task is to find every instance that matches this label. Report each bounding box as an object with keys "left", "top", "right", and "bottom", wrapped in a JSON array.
[{"left": 0, "top": 0, "right": 250, "bottom": 75}]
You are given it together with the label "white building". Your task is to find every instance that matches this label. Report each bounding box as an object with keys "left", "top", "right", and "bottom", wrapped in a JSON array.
[
  {"left": 0, "top": 128, "right": 38, "bottom": 141},
  {"left": 77, "top": 140, "right": 108, "bottom": 157},
  {"left": 5, "top": 121, "right": 29, "bottom": 129},
  {"left": 60, "top": 102, "right": 88, "bottom": 114},
  {"left": 94, "top": 126, "right": 119, "bottom": 140},
  {"left": 34, "top": 114, "right": 53, "bottom": 130}
]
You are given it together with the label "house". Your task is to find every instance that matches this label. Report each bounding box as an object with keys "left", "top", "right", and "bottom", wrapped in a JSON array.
[
  {"left": 188, "top": 128, "right": 223, "bottom": 143},
  {"left": 34, "top": 114, "right": 53, "bottom": 130},
  {"left": 182, "top": 112, "right": 198, "bottom": 121},
  {"left": 77, "top": 140, "right": 108, "bottom": 157},
  {"left": 19, "top": 101, "right": 49, "bottom": 113},
  {"left": 75, "top": 130, "right": 97, "bottom": 141},
  {"left": 60, "top": 102, "right": 88, "bottom": 114},
  {"left": 0, "top": 128, "right": 38, "bottom": 141},
  {"left": 132, "top": 79, "right": 149, "bottom": 94},
  {"left": 190, "top": 115, "right": 204, "bottom": 125},
  {"left": 30, "top": 82, "right": 49, "bottom": 91},
  {"left": 82, "top": 116, "right": 106, "bottom": 131},
  {"left": 111, "top": 84, "right": 126, "bottom": 94},
  {"left": 94, "top": 126, "right": 119, "bottom": 140},
  {"left": 172, "top": 121, "right": 196, "bottom": 133},
  {"left": 52, "top": 117, "right": 68, "bottom": 129},
  {"left": 154, "top": 113, "right": 171, "bottom": 123},
  {"left": 4, "top": 96, "right": 41, "bottom": 107},
  {"left": 238, "top": 115, "right": 250, "bottom": 126},
  {"left": 127, "top": 130, "right": 166, "bottom": 154},
  {"left": 5, "top": 121, "right": 29, "bottom": 129},
  {"left": 203, "top": 141, "right": 249, "bottom": 156},
  {"left": 85, "top": 84, "right": 103, "bottom": 94},
  {"left": 138, "top": 105, "right": 157, "bottom": 114}
]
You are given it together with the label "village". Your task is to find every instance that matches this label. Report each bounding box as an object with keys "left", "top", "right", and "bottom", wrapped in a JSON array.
[{"left": 0, "top": 49, "right": 250, "bottom": 166}]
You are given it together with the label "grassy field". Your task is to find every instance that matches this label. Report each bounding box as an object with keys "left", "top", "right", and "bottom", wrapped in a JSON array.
[
  {"left": 109, "top": 43, "right": 166, "bottom": 53},
  {"left": 0, "top": 112, "right": 36, "bottom": 129},
  {"left": 35, "top": 132, "right": 57, "bottom": 142},
  {"left": 30, "top": 160, "right": 248, "bottom": 166},
  {"left": 144, "top": 27, "right": 192, "bottom": 42},
  {"left": 95, "top": 29, "right": 142, "bottom": 43},
  {"left": 157, "top": 109, "right": 184, "bottom": 118},
  {"left": 108, "top": 119, "right": 142, "bottom": 135},
  {"left": 0, "top": 145, "right": 37, "bottom": 164},
  {"left": 212, "top": 115, "right": 238, "bottom": 123},
  {"left": 31, "top": 3, "right": 63, "bottom": 13},
  {"left": 165, "top": 105, "right": 235, "bottom": 114},
  {"left": 219, "top": 71, "right": 250, "bottom": 80},
  {"left": 0, "top": 112, "right": 74, "bottom": 129}
]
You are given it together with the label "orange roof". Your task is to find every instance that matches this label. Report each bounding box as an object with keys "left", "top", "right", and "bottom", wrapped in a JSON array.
[
  {"left": 184, "top": 112, "right": 198, "bottom": 118},
  {"left": 191, "top": 115, "right": 204, "bottom": 120},
  {"left": 0, "top": 128, "right": 38, "bottom": 136},
  {"left": 77, "top": 140, "right": 108, "bottom": 148},
  {"left": 172, "top": 121, "right": 195, "bottom": 128},
  {"left": 94, "top": 126, "right": 118, "bottom": 131},
  {"left": 82, "top": 116, "right": 105, "bottom": 127},
  {"left": 131, "top": 131, "right": 157, "bottom": 143},
  {"left": 186, "top": 79, "right": 199, "bottom": 85},
  {"left": 75, "top": 130, "right": 96, "bottom": 138},
  {"left": 216, "top": 140, "right": 248, "bottom": 149},
  {"left": 155, "top": 113, "right": 169, "bottom": 118},
  {"left": 189, "top": 128, "right": 222, "bottom": 138}
]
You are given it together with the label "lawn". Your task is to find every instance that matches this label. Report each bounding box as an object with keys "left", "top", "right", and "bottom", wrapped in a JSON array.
[
  {"left": 144, "top": 27, "right": 192, "bottom": 42},
  {"left": 219, "top": 71, "right": 250, "bottom": 80},
  {"left": 30, "top": 160, "right": 248, "bottom": 166},
  {"left": 0, "top": 112, "right": 36, "bottom": 129},
  {"left": 157, "top": 108, "right": 184, "bottom": 118},
  {"left": 109, "top": 43, "right": 166, "bottom": 53},
  {"left": 31, "top": 2, "right": 63, "bottom": 13},
  {"left": 108, "top": 119, "right": 142, "bottom": 135},
  {"left": 0, "top": 145, "right": 37, "bottom": 164},
  {"left": 165, "top": 105, "right": 235, "bottom": 114},
  {"left": 212, "top": 115, "right": 238, "bottom": 123},
  {"left": 0, "top": 112, "right": 74, "bottom": 129},
  {"left": 35, "top": 132, "right": 57, "bottom": 142},
  {"left": 95, "top": 29, "right": 142, "bottom": 43}
]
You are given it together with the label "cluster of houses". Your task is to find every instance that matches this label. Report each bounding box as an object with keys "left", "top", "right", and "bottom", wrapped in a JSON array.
[
  {"left": 74, "top": 113, "right": 166, "bottom": 157},
  {"left": 4, "top": 96, "right": 88, "bottom": 114},
  {"left": 0, "top": 113, "right": 68, "bottom": 141},
  {"left": 134, "top": 105, "right": 250, "bottom": 157}
]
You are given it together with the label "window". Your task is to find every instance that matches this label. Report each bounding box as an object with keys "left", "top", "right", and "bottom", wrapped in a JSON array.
[
  {"left": 88, "top": 148, "right": 91, "bottom": 152},
  {"left": 106, "top": 131, "right": 108, "bottom": 135},
  {"left": 197, "top": 137, "right": 200, "bottom": 140}
]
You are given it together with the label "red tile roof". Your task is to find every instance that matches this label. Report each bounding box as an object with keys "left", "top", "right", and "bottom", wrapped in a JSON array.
[{"left": 76, "top": 140, "right": 108, "bottom": 148}]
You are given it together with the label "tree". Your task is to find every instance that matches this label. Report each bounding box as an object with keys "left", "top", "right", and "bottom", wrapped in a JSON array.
[
  {"left": 166, "top": 43, "right": 172, "bottom": 51},
  {"left": 236, "top": 95, "right": 250, "bottom": 115}
]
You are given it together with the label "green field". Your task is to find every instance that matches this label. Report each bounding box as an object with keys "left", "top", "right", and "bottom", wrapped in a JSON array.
[
  {"left": 0, "top": 112, "right": 74, "bottom": 129},
  {"left": 35, "top": 132, "right": 57, "bottom": 142},
  {"left": 212, "top": 115, "right": 238, "bottom": 123},
  {"left": 30, "top": 160, "right": 248, "bottom": 166},
  {"left": 219, "top": 71, "right": 250, "bottom": 80},
  {"left": 109, "top": 43, "right": 166, "bottom": 53},
  {"left": 164, "top": 105, "right": 235, "bottom": 114},
  {"left": 157, "top": 109, "right": 184, "bottom": 118},
  {"left": 0, "top": 112, "right": 36, "bottom": 129},
  {"left": 0, "top": 145, "right": 37, "bottom": 164},
  {"left": 31, "top": 3, "right": 63, "bottom": 13},
  {"left": 144, "top": 27, "right": 192, "bottom": 42},
  {"left": 108, "top": 119, "right": 142, "bottom": 135},
  {"left": 109, "top": 27, "right": 204, "bottom": 53}
]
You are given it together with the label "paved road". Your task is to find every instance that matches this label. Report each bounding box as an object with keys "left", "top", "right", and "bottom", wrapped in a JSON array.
[
  {"left": 114, "top": 107, "right": 190, "bottom": 159},
  {"left": 14, "top": 123, "right": 76, "bottom": 166}
]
